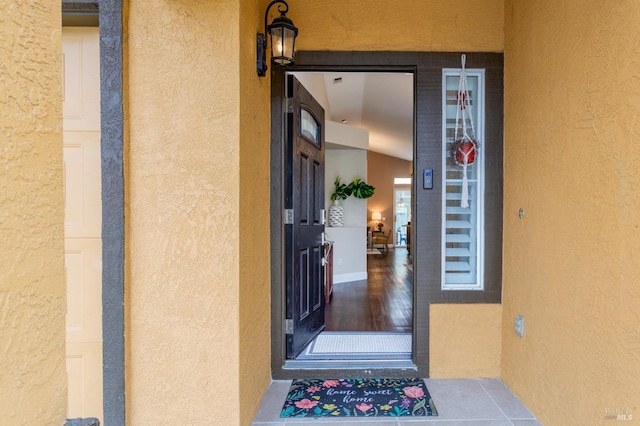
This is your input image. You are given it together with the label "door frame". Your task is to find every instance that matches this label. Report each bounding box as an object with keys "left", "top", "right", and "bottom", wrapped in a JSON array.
[
  {"left": 270, "top": 54, "right": 424, "bottom": 380},
  {"left": 271, "top": 51, "right": 504, "bottom": 380}
]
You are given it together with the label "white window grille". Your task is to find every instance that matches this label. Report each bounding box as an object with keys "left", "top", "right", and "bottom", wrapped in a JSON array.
[{"left": 441, "top": 69, "right": 485, "bottom": 290}]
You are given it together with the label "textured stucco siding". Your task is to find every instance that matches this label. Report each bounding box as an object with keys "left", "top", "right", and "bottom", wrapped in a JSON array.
[
  {"left": 238, "top": 1, "right": 272, "bottom": 425},
  {"left": 288, "top": 0, "right": 504, "bottom": 52},
  {"left": 502, "top": 1, "right": 640, "bottom": 424},
  {"left": 430, "top": 304, "right": 502, "bottom": 378},
  {"left": 0, "top": 1, "right": 66, "bottom": 424},
  {"left": 126, "top": 1, "right": 243, "bottom": 424}
]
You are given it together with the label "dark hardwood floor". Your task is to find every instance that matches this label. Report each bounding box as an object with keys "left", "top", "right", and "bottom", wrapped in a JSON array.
[{"left": 325, "top": 247, "right": 413, "bottom": 332}]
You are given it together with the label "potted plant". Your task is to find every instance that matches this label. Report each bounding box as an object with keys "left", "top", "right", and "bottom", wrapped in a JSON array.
[
  {"left": 328, "top": 176, "right": 376, "bottom": 227},
  {"left": 328, "top": 176, "right": 349, "bottom": 227}
]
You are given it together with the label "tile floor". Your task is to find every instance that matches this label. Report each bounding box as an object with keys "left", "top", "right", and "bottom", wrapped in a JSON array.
[{"left": 252, "top": 378, "right": 541, "bottom": 425}]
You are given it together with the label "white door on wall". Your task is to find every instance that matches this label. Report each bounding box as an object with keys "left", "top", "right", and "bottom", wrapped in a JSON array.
[{"left": 63, "top": 27, "right": 103, "bottom": 420}]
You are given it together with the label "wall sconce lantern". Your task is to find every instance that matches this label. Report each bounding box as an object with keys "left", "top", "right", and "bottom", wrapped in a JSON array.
[{"left": 257, "top": 0, "right": 298, "bottom": 77}]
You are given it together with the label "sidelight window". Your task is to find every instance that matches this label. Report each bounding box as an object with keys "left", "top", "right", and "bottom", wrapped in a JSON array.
[{"left": 441, "top": 69, "right": 485, "bottom": 290}]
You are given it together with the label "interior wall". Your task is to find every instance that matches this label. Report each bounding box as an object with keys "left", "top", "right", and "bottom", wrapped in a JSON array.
[
  {"left": 126, "top": 1, "right": 244, "bottom": 424},
  {"left": 502, "top": 1, "right": 640, "bottom": 423},
  {"left": 367, "top": 151, "right": 412, "bottom": 244},
  {"left": 0, "top": 1, "right": 67, "bottom": 424},
  {"left": 325, "top": 145, "right": 369, "bottom": 227},
  {"left": 326, "top": 149, "right": 368, "bottom": 282}
]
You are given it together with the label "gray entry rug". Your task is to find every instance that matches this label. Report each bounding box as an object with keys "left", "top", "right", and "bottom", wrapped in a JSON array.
[{"left": 297, "top": 332, "right": 411, "bottom": 360}]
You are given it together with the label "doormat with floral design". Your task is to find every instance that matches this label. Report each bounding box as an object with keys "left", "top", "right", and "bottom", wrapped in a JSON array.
[{"left": 280, "top": 378, "right": 437, "bottom": 418}]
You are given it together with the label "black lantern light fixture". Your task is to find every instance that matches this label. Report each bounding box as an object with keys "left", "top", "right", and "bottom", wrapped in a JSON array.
[{"left": 257, "top": 0, "right": 298, "bottom": 77}]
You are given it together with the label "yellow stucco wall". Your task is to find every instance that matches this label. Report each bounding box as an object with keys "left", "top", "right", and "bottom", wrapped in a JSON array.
[
  {"left": 430, "top": 304, "right": 502, "bottom": 378},
  {"left": 126, "top": 1, "right": 243, "bottom": 424},
  {"left": 0, "top": 1, "right": 66, "bottom": 424},
  {"left": 502, "top": 1, "right": 640, "bottom": 424},
  {"left": 238, "top": 1, "right": 273, "bottom": 425},
  {"left": 289, "top": 0, "right": 504, "bottom": 52}
]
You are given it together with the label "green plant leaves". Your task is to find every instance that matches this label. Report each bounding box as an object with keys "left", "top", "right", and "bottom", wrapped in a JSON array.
[
  {"left": 330, "top": 176, "right": 375, "bottom": 200},
  {"left": 330, "top": 176, "right": 351, "bottom": 201},
  {"left": 348, "top": 178, "right": 375, "bottom": 199}
]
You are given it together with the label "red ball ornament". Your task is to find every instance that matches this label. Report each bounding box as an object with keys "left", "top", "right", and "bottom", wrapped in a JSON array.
[{"left": 452, "top": 139, "right": 477, "bottom": 166}]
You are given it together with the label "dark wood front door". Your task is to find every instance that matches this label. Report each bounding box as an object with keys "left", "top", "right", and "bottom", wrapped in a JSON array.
[{"left": 285, "top": 75, "right": 326, "bottom": 359}]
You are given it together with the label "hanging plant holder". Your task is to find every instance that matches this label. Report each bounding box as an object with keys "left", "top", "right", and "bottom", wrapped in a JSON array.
[{"left": 450, "top": 54, "right": 479, "bottom": 209}]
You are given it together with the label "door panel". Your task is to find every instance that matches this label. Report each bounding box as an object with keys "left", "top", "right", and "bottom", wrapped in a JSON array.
[
  {"left": 63, "top": 27, "right": 103, "bottom": 420},
  {"left": 65, "top": 238, "right": 102, "bottom": 343},
  {"left": 63, "top": 132, "right": 102, "bottom": 238},
  {"left": 63, "top": 28, "right": 101, "bottom": 132},
  {"left": 286, "top": 75, "right": 326, "bottom": 359},
  {"left": 66, "top": 342, "right": 103, "bottom": 418}
]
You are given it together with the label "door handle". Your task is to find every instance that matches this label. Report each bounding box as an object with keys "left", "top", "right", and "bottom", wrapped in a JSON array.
[{"left": 321, "top": 232, "right": 333, "bottom": 266}]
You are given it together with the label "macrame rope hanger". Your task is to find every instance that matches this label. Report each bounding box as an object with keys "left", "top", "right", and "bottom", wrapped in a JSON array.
[{"left": 453, "top": 54, "right": 478, "bottom": 209}]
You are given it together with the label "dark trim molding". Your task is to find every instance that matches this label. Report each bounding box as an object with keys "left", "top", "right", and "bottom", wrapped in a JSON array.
[
  {"left": 99, "top": 0, "right": 125, "bottom": 425},
  {"left": 62, "top": 1, "right": 99, "bottom": 26},
  {"left": 270, "top": 51, "right": 503, "bottom": 379}
]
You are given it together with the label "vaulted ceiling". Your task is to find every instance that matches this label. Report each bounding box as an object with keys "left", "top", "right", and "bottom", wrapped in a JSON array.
[{"left": 293, "top": 72, "right": 414, "bottom": 161}]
